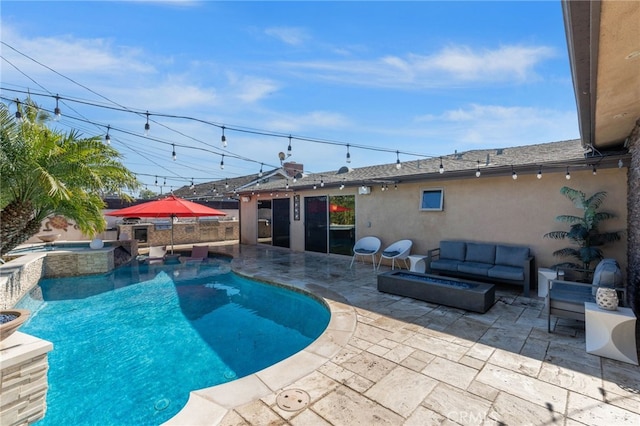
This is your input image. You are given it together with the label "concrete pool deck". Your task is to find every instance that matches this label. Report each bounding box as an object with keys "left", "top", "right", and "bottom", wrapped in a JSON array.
[{"left": 166, "top": 243, "right": 640, "bottom": 425}]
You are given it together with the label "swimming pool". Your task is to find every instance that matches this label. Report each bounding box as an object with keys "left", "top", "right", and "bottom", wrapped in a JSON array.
[{"left": 16, "top": 259, "right": 330, "bottom": 425}]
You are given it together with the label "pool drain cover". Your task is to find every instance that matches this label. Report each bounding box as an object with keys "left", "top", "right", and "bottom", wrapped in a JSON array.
[{"left": 276, "top": 389, "right": 310, "bottom": 411}]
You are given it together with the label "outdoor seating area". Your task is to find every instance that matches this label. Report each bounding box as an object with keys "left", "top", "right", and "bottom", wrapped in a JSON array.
[{"left": 427, "top": 240, "right": 535, "bottom": 297}]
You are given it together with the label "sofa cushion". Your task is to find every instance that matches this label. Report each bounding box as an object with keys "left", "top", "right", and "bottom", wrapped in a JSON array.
[
  {"left": 458, "top": 262, "right": 492, "bottom": 276},
  {"left": 495, "top": 245, "right": 530, "bottom": 268},
  {"left": 440, "top": 241, "right": 466, "bottom": 261},
  {"left": 549, "top": 282, "right": 594, "bottom": 303},
  {"left": 488, "top": 265, "right": 524, "bottom": 281},
  {"left": 465, "top": 243, "right": 496, "bottom": 264},
  {"left": 430, "top": 259, "right": 461, "bottom": 272}
]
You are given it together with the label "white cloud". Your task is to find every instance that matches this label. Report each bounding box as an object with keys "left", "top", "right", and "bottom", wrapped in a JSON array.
[
  {"left": 264, "top": 27, "right": 309, "bottom": 46},
  {"left": 266, "top": 111, "right": 351, "bottom": 133},
  {"left": 225, "top": 74, "right": 280, "bottom": 104},
  {"left": 280, "top": 43, "right": 556, "bottom": 89},
  {"left": 414, "top": 104, "right": 578, "bottom": 148}
]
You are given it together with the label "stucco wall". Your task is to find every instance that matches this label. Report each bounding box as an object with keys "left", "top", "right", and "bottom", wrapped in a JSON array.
[{"left": 240, "top": 167, "right": 628, "bottom": 276}]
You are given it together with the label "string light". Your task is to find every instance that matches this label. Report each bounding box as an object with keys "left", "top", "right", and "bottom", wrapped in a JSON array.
[
  {"left": 172, "top": 143, "right": 176, "bottom": 161},
  {"left": 381, "top": 183, "right": 386, "bottom": 191},
  {"left": 154, "top": 176, "right": 158, "bottom": 186},
  {"left": 144, "top": 111, "right": 150, "bottom": 136},
  {"left": 285, "top": 180, "right": 289, "bottom": 189},
  {"left": 511, "top": 166, "right": 518, "bottom": 180},
  {"left": 53, "top": 94, "right": 61, "bottom": 120},
  {"left": 618, "top": 159, "right": 623, "bottom": 168},
  {"left": 220, "top": 154, "right": 225, "bottom": 170},
  {"left": 221, "top": 126, "right": 227, "bottom": 148},
  {"left": 4, "top": 90, "right": 607, "bottom": 192},
  {"left": 14, "top": 98, "right": 22, "bottom": 121},
  {"left": 258, "top": 163, "right": 264, "bottom": 177},
  {"left": 190, "top": 178, "right": 194, "bottom": 189},
  {"left": 225, "top": 179, "right": 229, "bottom": 189},
  {"left": 320, "top": 178, "right": 324, "bottom": 187}
]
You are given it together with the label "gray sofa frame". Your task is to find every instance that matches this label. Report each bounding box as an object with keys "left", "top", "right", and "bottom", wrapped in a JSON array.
[{"left": 427, "top": 240, "right": 535, "bottom": 297}]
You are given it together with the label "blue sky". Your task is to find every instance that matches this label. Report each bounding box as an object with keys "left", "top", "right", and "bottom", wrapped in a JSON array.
[{"left": 1, "top": 1, "right": 579, "bottom": 193}]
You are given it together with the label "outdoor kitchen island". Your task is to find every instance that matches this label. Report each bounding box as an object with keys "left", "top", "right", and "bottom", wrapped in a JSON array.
[{"left": 377, "top": 271, "right": 496, "bottom": 313}]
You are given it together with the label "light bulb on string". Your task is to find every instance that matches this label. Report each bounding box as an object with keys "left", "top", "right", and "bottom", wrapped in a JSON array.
[
  {"left": 258, "top": 163, "right": 263, "bottom": 177},
  {"left": 475, "top": 160, "right": 481, "bottom": 178},
  {"left": 565, "top": 166, "right": 571, "bottom": 180},
  {"left": 190, "top": 178, "right": 195, "bottom": 189},
  {"left": 172, "top": 144, "right": 176, "bottom": 161},
  {"left": 287, "top": 135, "right": 292, "bottom": 157},
  {"left": 512, "top": 166, "right": 518, "bottom": 180},
  {"left": 396, "top": 151, "right": 401, "bottom": 170},
  {"left": 346, "top": 144, "right": 351, "bottom": 164},
  {"left": 144, "top": 111, "right": 150, "bottom": 136},
  {"left": 439, "top": 157, "right": 444, "bottom": 174},
  {"left": 592, "top": 165, "right": 597, "bottom": 175},
  {"left": 537, "top": 166, "right": 542, "bottom": 179},
  {"left": 221, "top": 126, "right": 227, "bottom": 148},
  {"left": 154, "top": 176, "right": 158, "bottom": 186},
  {"left": 618, "top": 159, "right": 624, "bottom": 168},
  {"left": 225, "top": 179, "right": 229, "bottom": 189},
  {"left": 14, "top": 99, "right": 22, "bottom": 122},
  {"left": 105, "top": 125, "right": 111, "bottom": 145},
  {"left": 320, "top": 178, "right": 324, "bottom": 187},
  {"left": 220, "top": 154, "right": 225, "bottom": 170},
  {"left": 54, "top": 94, "right": 61, "bottom": 121}
]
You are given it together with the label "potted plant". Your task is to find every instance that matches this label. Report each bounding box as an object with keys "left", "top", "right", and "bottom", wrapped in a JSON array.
[{"left": 544, "top": 186, "right": 622, "bottom": 278}]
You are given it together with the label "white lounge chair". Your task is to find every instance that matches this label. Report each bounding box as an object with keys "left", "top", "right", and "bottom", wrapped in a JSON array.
[
  {"left": 349, "top": 236, "right": 382, "bottom": 270},
  {"left": 377, "top": 239, "right": 413, "bottom": 270},
  {"left": 146, "top": 246, "right": 167, "bottom": 263}
]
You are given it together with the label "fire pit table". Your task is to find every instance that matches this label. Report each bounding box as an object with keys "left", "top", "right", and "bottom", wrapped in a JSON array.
[{"left": 377, "top": 271, "right": 495, "bottom": 313}]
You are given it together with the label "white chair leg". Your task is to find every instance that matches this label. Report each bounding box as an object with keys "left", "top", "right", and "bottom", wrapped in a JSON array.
[{"left": 370, "top": 255, "right": 376, "bottom": 271}]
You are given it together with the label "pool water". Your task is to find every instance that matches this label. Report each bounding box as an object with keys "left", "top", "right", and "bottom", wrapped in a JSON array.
[{"left": 16, "top": 260, "right": 330, "bottom": 425}]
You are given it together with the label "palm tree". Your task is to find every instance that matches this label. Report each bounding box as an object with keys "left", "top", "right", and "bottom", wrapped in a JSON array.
[
  {"left": 1, "top": 99, "right": 139, "bottom": 255},
  {"left": 544, "top": 186, "right": 622, "bottom": 271}
]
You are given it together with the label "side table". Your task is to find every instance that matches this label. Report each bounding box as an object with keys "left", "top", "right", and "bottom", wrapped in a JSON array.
[
  {"left": 408, "top": 255, "right": 428, "bottom": 273},
  {"left": 585, "top": 302, "right": 638, "bottom": 365},
  {"left": 537, "top": 268, "right": 557, "bottom": 298}
]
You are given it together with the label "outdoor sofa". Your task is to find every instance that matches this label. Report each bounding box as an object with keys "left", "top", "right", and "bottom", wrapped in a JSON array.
[{"left": 427, "top": 240, "right": 535, "bottom": 297}]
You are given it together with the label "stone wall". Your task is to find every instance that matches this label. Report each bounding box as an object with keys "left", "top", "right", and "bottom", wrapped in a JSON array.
[
  {"left": 627, "top": 119, "right": 640, "bottom": 314},
  {"left": 0, "top": 333, "right": 53, "bottom": 426},
  {"left": 43, "top": 249, "right": 114, "bottom": 278},
  {"left": 0, "top": 255, "right": 45, "bottom": 311},
  {"left": 118, "top": 219, "right": 239, "bottom": 247}
]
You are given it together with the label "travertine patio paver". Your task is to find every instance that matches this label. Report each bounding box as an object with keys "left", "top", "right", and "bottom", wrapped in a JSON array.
[{"left": 165, "top": 244, "right": 640, "bottom": 425}]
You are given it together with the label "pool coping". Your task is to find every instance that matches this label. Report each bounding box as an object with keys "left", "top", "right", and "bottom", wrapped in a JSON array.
[{"left": 165, "top": 265, "right": 357, "bottom": 425}]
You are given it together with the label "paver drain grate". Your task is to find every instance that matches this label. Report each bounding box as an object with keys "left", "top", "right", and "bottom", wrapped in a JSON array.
[{"left": 276, "top": 389, "right": 310, "bottom": 411}]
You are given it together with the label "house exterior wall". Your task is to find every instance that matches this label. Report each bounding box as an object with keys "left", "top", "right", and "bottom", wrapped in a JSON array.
[{"left": 239, "top": 167, "right": 628, "bottom": 276}]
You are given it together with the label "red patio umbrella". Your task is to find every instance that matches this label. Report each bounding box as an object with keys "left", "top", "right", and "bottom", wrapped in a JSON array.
[
  {"left": 106, "top": 194, "right": 226, "bottom": 253},
  {"left": 330, "top": 204, "right": 351, "bottom": 212}
]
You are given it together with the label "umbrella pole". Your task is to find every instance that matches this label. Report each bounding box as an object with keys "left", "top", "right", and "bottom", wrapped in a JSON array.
[{"left": 170, "top": 215, "right": 175, "bottom": 254}]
